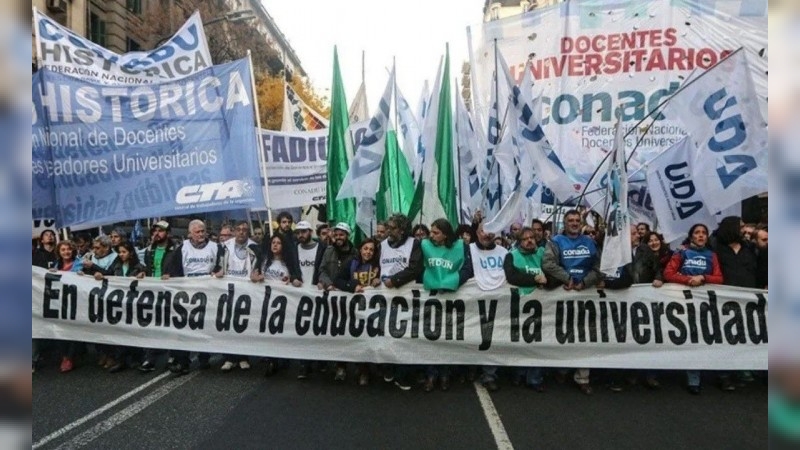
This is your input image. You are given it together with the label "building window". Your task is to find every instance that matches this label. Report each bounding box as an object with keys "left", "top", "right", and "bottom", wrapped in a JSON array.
[
  {"left": 126, "top": 0, "right": 142, "bottom": 14},
  {"left": 89, "top": 12, "right": 107, "bottom": 47},
  {"left": 126, "top": 38, "right": 141, "bottom": 52}
]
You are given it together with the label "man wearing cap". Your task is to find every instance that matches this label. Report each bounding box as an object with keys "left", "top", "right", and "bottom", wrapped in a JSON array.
[
  {"left": 164, "top": 219, "right": 225, "bottom": 375},
  {"left": 138, "top": 220, "right": 177, "bottom": 372},
  {"left": 318, "top": 223, "right": 357, "bottom": 290},
  {"left": 295, "top": 221, "right": 326, "bottom": 289}
]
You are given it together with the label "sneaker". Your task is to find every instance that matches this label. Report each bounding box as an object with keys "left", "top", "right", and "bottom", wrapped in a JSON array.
[
  {"left": 297, "top": 365, "right": 310, "bottom": 380},
  {"left": 394, "top": 378, "right": 412, "bottom": 391},
  {"left": 197, "top": 359, "right": 211, "bottom": 370},
  {"left": 579, "top": 384, "right": 593, "bottom": 395},
  {"left": 59, "top": 357, "right": 74, "bottom": 373},
  {"left": 608, "top": 381, "right": 624, "bottom": 393},
  {"left": 138, "top": 360, "right": 156, "bottom": 372},
  {"left": 108, "top": 362, "right": 126, "bottom": 373},
  {"left": 220, "top": 361, "right": 235, "bottom": 372},
  {"left": 239, "top": 360, "right": 250, "bottom": 370},
  {"left": 358, "top": 373, "right": 369, "bottom": 387},
  {"left": 483, "top": 380, "right": 499, "bottom": 392},
  {"left": 168, "top": 363, "right": 189, "bottom": 376},
  {"left": 334, "top": 367, "right": 346, "bottom": 382},
  {"left": 688, "top": 385, "right": 701, "bottom": 395},
  {"left": 720, "top": 378, "right": 736, "bottom": 392},
  {"left": 97, "top": 355, "right": 108, "bottom": 367},
  {"left": 103, "top": 358, "right": 117, "bottom": 370},
  {"left": 645, "top": 376, "right": 661, "bottom": 390}
]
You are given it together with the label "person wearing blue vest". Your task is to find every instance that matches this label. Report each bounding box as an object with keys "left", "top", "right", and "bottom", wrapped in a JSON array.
[
  {"left": 542, "top": 209, "right": 602, "bottom": 395},
  {"left": 420, "top": 218, "right": 470, "bottom": 392},
  {"left": 504, "top": 226, "right": 548, "bottom": 391},
  {"left": 664, "top": 223, "right": 723, "bottom": 395}
]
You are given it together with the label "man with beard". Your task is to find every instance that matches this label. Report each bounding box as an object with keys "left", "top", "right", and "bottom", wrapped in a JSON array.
[
  {"left": 138, "top": 221, "right": 176, "bottom": 372},
  {"left": 542, "top": 209, "right": 602, "bottom": 395},
  {"left": 380, "top": 214, "right": 424, "bottom": 390},
  {"left": 318, "top": 223, "right": 356, "bottom": 290},
  {"left": 295, "top": 221, "right": 326, "bottom": 289},
  {"left": 164, "top": 219, "right": 225, "bottom": 375},
  {"left": 316, "top": 223, "right": 332, "bottom": 245}
]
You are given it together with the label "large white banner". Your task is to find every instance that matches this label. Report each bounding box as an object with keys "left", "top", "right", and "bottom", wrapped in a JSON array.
[
  {"left": 33, "top": 9, "right": 212, "bottom": 85},
  {"left": 468, "top": 0, "right": 767, "bottom": 212},
  {"left": 32, "top": 267, "right": 767, "bottom": 370}
]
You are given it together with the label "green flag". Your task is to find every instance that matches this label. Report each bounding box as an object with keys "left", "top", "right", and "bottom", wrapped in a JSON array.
[
  {"left": 435, "top": 45, "right": 458, "bottom": 225},
  {"left": 411, "top": 46, "right": 457, "bottom": 225},
  {"left": 326, "top": 46, "right": 357, "bottom": 233},
  {"left": 377, "top": 128, "right": 415, "bottom": 220}
]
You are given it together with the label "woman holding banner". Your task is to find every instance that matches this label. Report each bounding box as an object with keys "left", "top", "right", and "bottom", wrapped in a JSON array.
[
  {"left": 664, "top": 223, "right": 724, "bottom": 394},
  {"left": 420, "top": 218, "right": 469, "bottom": 392},
  {"left": 48, "top": 241, "right": 83, "bottom": 373}
]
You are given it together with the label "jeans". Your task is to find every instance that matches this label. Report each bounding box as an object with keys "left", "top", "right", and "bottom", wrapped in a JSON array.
[
  {"left": 687, "top": 370, "right": 701, "bottom": 387},
  {"left": 526, "top": 367, "right": 544, "bottom": 386},
  {"left": 480, "top": 366, "right": 497, "bottom": 383}
]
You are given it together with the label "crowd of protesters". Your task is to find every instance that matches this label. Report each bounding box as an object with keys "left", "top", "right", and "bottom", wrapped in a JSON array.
[{"left": 32, "top": 209, "right": 768, "bottom": 395}]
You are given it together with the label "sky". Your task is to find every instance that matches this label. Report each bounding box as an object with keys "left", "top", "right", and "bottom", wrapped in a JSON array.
[{"left": 263, "top": 0, "right": 487, "bottom": 113}]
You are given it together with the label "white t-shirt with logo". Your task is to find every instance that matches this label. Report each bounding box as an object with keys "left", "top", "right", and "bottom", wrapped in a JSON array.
[
  {"left": 263, "top": 260, "right": 289, "bottom": 282},
  {"left": 380, "top": 238, "right": 415, "bottom": 284},
  {"left": 297, "top": 242, "right": 319, "bottom": 287},
  {"left": 225, "top": 239, "right": 256, "bottom": 279},
  {"left": 469, "top": 243, "right": 508, "bottom": 291},
  {"left": 181, "top": 240, "right": 219, "bottom": 276}
]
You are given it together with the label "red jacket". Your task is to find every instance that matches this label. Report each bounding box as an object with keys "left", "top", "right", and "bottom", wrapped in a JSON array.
[{"left": 663, "top": 250, "right": 724, "bottom": 285}]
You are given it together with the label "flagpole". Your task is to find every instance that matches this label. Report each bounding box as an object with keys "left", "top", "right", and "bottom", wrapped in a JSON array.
[
  {"left": 574, "top": 47, "right": 744, "bottom": 209},
  {"left": 247, "top": 50, "right": 274, "bottom": 232},
  {"left": 455, "top": 77, "right": 465, "bottom": 225},
  {"left": 493, "top": 39, "right": 501, "bottom": 211},
  {"left": 392, "top": 56, "right": 401, "bottom": 213}
]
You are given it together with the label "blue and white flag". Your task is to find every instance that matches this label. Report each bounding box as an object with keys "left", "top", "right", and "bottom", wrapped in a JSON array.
[
  {"left": 32, "top": 58, "right": 265, "bottom": 228},
  {"left": 498, "top": 52, "right": 581, "bottom": 204},
  {"left": 646, "top": 136, "right": 717, "bottom": 243},
  {"left": 336, "top": 68, "right": 395, "bottom": 200},
  {"left": 663, "top": 50, "right": 768, "bottom": 213},
  {"left": 455, "top": 82, "right": 483, "bottom": 223},
  {"left": 396, "top": 85, "right": 423, "bottom": 185},
  {"left": 600, "top": 120, "right": 632, "bottom": 275}
]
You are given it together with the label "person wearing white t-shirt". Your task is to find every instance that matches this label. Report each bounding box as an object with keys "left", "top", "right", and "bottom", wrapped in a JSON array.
[
  {"left": 380, "top": 214, "right": 424, "bottom": 391},
  {"left": 164, "top": 219, "right": 225, "bottom": 376},
  {"left": 461, "top": 221, "right": 508, "bottom": 392},
  {"left": 220, "top": 221, "right": 260, "bottom": 372},
  {"left": 294, "top": 221, "right": 325, "bottom": 288}
]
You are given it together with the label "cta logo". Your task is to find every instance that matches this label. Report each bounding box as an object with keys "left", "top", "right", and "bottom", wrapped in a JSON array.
[{"left": 176, "top": 180, "right": 254, "bottom": 204}]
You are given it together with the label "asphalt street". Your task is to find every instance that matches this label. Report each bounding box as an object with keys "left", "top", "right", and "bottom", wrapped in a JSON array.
[{"left": 33, "top": 348, "right": 767, "bottom": 449}]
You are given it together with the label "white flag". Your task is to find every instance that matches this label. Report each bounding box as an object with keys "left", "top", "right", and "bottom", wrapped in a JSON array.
[
  {"left": 600, "top": 121, "right": 632, "bottom": 275},
  {"left": 645, "top": 136, "right": 717, "bottom": 243},
  {"left": 455, "top": 83, "right": 483, "bottom": 223},
  {"left": 663, "top": 50, "right": 768, "bottom": 213},
  {"left": 396, "top": 86, "right": 423, "bottom": 184},
  {"left": 498, "top": 52, "right": 581, "bottom": 203},
  {"left": 349, "top": 82, "right": 370, "bottom": 123},
  {"left": 282, "top": 84, "right": 329, "bottom": 132},
  {"left": 336, "top": 69, "right": 395, "bottom": 200}
]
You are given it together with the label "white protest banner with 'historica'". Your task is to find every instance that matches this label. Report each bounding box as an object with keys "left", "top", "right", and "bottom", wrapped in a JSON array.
[
  {"left": 33, "top": 9, "right": 212, "bottom": 85},
  {"left": 33, "top": 267, "right": 767, "bottom": 370}
]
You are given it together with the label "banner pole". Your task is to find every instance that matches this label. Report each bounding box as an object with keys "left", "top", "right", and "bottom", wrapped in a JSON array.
[
  {"left": 455, "top": 77, "right": 465, "bottom": 224},
  {"left": 247, "top": 50, "right": 274, "bottom": 233}
]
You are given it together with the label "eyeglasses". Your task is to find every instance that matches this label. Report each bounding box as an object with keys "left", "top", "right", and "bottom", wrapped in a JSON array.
[{"left": 583, "top": 231, "right": 596, "bottom": 236}]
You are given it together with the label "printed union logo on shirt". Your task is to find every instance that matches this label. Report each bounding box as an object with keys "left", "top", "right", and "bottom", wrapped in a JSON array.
[
  {"left": 176, "top": 180, "right": 255, "bottom": 205},
  {"left": 683, "top": 257, "right": 708, "bottom": 270},
  {"left": 562, "top": 245, "right": 591, "bottom": 258}
]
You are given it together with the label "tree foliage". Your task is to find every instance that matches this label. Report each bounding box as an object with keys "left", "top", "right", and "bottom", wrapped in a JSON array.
[{"left": 141, "top": 0, "right": 329, "bottom": 129}]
